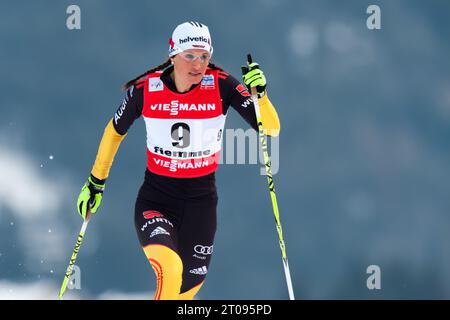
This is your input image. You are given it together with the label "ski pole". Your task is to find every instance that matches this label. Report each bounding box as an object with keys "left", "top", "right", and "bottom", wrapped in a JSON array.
[
  {"left": 58, "top": 206, "right": 92, "bottom": 300},
  {"left": 245, "top": 54, "right": 295, "bottom": 300}
]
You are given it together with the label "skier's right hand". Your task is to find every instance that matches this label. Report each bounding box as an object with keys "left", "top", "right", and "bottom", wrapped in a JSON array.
[{"left": 77, "top": 175, "right": 105, "bottom": 220}]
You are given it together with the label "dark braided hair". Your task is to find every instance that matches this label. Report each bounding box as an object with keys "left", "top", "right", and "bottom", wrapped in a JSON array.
[
  {"left": 207, "top": 62, "right": 223, "bottom": 71},
  {"left": 123, "top": 59, "right": 171, "bottom": 90},
  {"left": 123, "top": 59, "right": 223, "bottom": 91}
]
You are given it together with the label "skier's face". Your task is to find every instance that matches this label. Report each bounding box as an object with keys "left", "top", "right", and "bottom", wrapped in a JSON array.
[{"left": 172, "top": 49, "right": 210, "bottom": 85}]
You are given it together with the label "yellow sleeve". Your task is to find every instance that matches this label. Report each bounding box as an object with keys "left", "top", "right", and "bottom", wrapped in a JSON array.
[
  {"left": 258, "top": 94, "right": 281, "bottom": 137},
  {"left": 91, "top": 119, "right": 127, "bottom": 180}
]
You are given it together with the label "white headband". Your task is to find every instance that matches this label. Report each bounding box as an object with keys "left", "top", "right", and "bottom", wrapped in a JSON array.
[{"left": 168, "top": 21, "right": 213, "bottom": 57}]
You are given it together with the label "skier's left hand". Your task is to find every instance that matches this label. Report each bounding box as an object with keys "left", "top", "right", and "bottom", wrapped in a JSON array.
[{"left": 241, "top": 61, "right": 267, "bottom": 98}]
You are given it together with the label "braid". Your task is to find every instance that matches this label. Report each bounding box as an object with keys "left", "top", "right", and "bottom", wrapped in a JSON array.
[
  {"left": 123, "top": 60, "right": 223, "bottom": 91},
  {"left": 208, "top": 61, "right": 223, "bottom": 71},
  {"left": 123, "top": 59, "right": 172, "bottom": 90}
]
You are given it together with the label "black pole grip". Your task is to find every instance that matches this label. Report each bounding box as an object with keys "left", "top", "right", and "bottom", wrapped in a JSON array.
[{"left": 247, "top": 54, "right": 253, "bottom": 64}]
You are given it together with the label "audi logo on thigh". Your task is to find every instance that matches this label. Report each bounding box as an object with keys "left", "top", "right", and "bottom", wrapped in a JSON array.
[{"left": 194, "top": 245, "right": 213, "bottom": 255}]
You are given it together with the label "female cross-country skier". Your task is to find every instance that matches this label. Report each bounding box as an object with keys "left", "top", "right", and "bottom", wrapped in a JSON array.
[{"left": 76, "top": 21, "right": 280, "bottom": 300}]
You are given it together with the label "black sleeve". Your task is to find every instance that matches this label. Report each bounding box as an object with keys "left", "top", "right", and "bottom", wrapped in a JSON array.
[
  {"left": 112, "top": 84, "right": 144, "bottom": 135},
  {"left": 219, "top": 73, "right": 258, "bottom": 131}
]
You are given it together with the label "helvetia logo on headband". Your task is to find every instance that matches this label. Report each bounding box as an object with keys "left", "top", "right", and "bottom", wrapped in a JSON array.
[{"left": 179, "top": 36, "right": 209, "bottom": 44}]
